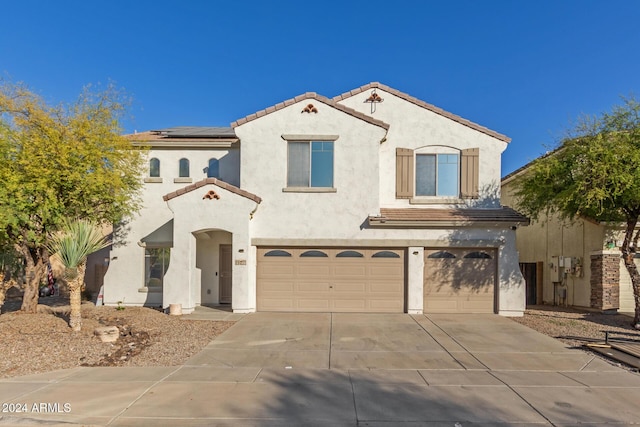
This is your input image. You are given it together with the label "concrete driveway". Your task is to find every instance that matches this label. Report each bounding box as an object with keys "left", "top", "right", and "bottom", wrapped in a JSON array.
[{"left": 2, "top": 312, "right": 640, "bottom": 426}]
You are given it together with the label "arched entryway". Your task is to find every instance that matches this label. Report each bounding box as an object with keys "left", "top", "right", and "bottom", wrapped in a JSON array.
[{"left": 194, "top": 229, "right": 233, "bottom": 306}]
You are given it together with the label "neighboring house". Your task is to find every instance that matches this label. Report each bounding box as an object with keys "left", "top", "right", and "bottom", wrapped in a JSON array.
[
  {"left": 102, "top": 82, "right": 528, "bottom": 316},
  {"left": 502, "top": 165, "right": 638, "bottom": 314}
]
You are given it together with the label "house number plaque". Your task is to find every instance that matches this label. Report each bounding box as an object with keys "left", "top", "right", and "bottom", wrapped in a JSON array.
[{"left": 235, "top": 259, "right": 246, "bottom": 265}]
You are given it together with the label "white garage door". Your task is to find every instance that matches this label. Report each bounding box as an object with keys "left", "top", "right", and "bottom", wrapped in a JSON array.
[
  {"left": 257, "top": 248, "right": 405, "bottom": 312},
  {"left": 424, "top": 248, "right": 496, "bottom": 313}
]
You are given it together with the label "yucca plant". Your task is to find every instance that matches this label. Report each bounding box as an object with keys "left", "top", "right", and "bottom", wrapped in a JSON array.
[{"left": 47, "top": 220, "right": 109, "bottom": 331}]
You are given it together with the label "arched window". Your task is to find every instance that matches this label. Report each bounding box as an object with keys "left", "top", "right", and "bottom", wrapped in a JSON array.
[
  {"left": 300, "top": 250, "right": 328, "bottom": 257},
  {"left": 427, "top": 251, "right": 456, "bottom": 259},
  {"left": 372, "top": 251, "right": 401, "bottom": 258},
  {"left": 207, "top": 158, "right": 220, "bottom": 178},
  {"left": 179, "top": 158, "right": 190, "bottom": 178},
  {"left": 464, "top": 251, "right": 492, "bottom": 259},
  {"left": 336, "top": 250, "right": 364, "bottom": 258},
  {"left": 149, "top": 158, "right": 160, "bottom": 177},
  {"left": 264, "top": 250, "right": 292, "bottom": 257}
]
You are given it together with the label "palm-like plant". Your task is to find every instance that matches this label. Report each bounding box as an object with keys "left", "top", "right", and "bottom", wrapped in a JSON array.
[{"left": 47, "top": 220, "right": 109, "bottom": 331}]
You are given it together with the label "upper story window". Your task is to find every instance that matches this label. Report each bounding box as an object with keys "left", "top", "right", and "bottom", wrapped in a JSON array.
[
  {"left": 416, "top": 153, "right": 459, "bottom": 197},
  {"left": 149, "top": 158, "right": 160, "bottom": 177},
  {"left": 396, "top": 147, "right": 479, "bottom": 200},
  {"left": 207, "top": 158, "right": 220, "bottom": 178},
  {"left": 179, "top": 158, "right": 190, "bottom": 178},
  {"left": 287, "top": 141, "right": 334, "bottom": 188}
]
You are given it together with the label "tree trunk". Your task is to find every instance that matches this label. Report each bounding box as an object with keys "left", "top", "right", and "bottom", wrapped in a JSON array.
[
  {"left": 68, "top": 263, "right": 86, "bottom": 332},
  {"left": 620, "top": 218, "right": 640, "bottom": 329},
  {"left": 16, "top": 243, "right": 47, "bottom": 313}
]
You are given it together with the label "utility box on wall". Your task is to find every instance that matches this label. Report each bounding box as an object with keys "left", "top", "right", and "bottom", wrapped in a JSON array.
[{"left": 550, "top": 256, "right": 563, "bottom": 282}]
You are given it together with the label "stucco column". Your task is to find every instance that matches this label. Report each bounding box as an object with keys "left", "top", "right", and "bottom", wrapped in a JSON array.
[
  {"left": 407, "top": 246, "right": 424, "bottom": 314},
  {"left": 231, "top": 233, "right": 252, "bottom": 313},
  {"left": 162, "top": 231, "right": 196, "bottom": 313},
  {"left": 497, "top": 230, "right": 526, "bottom": 317}
]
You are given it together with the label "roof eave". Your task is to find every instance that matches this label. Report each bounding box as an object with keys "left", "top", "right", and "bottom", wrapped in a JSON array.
[
  {"left": 132, "top": 138, "right": 239, "bottom": 148},
  {"left": 368, "top": 219, "right": 529, "bottom": 228}
]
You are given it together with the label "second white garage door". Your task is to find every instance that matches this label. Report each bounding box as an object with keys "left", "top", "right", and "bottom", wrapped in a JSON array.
[
  {"left": 257, "top": 248, "right": 405, "bottom": 312},
  {"left": 424, "top": 248, "right": 496, "bottom": 313}
]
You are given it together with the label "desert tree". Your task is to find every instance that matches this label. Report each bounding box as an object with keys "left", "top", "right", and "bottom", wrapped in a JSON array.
[
  {"left": 513, "top": 96, "right": 640, "bottom": 329},
  {"left": 47, "top": 219, "right": 109, "bottom": 331},
  {"left": 0, "top": 81, "right": 144, "bottom": 313}
]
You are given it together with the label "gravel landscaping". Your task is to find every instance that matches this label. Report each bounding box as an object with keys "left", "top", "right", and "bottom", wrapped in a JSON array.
[
  {"left": 510, "top": 305, "right": 639, "bottom": 348},
  {"left": 0, "top": 297, "right": 233, "bottom": 379}
]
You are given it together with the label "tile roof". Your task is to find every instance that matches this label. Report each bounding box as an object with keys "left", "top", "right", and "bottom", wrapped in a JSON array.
[
  {"left": 163, "top": 178, "right": 262, "bottom": 203},
  {"left": 333, "top": 82, "right": 511, "bottom": 143},
  {"left": 369, "top": 207, "right": 529, "bottom": 227},
  {"left": 231, "top": 92, "right": 390, "bottom": 130}
]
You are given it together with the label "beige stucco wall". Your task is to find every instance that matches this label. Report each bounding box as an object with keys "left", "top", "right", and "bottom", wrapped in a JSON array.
[
  {"left": 103, "top": 147, "right": 240, "bottom": 308},
  {"left": 104, "top": 87, "right": 525, "bottom": 315},
  {"left": 164, "top": 184, "right": 258, "bottom": 314},
  {"left": 337, "top": 89, "right": 507, "bottom": 208},
  {"left": 501, "top": 177, "right": 636, "bottom": 309},
  {"left": 235, "top": 96, "right": 524, "bottom": 315}
]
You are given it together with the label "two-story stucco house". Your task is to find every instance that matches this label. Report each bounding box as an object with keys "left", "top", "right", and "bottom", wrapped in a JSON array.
[{"left": 102, "top": 82, "right": 529, "bottom": 316}]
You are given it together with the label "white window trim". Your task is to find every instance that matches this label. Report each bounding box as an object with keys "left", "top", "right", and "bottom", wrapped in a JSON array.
[
  {"left": 412, "top": 148, "right": 461, "bottom": 202},
  {"left": 284, "top": 138, "right": 336, "bottom": 191}
]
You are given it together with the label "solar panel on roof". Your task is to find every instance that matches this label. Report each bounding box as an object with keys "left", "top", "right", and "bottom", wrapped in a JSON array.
[{"left": 154, "top": 126, "right": 236, "bottom": 138}]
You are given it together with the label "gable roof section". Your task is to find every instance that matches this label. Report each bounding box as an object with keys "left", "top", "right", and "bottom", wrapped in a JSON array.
[
  {"left": 334, "top": 82, "right": 511, "bottom": 143},
  {"left": 231, "top": 92, "right": 390, "bottom": 130},
  {"left": 368, "top": 207, "right": 529, "bottom": 227},
  {"left": 163, "top": 178, "right": 261, "bottom": 203}
]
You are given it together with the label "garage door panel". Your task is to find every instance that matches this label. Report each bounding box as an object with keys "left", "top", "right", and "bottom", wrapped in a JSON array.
[
  {"left": 369, "top": 282, "right": 403, "bottom": 293},
  {"left": 332, "top": 281, "right": 367, "bottom": 293},
  {"left": 332, "top": 299, "right": 367, "bottom": 311},
  {"left": 333, "top": 265, "right": 367, "bottom": 277},
  {"left": 259, "top": 298, "right": 295, "bottom": 311},
  {"left": 257, "top": 247, "right": 405, "bottom": 313},
  {"left": 259, "top": 264, "right": 295, "bottom": 277},
  {"left": 297, "top": 299, "right": 331, "bottom": 310},
  {"left": 259, "top": 281, "right": 295, "bottom": 293}
]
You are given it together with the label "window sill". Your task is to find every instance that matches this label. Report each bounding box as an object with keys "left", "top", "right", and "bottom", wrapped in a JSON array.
[
  {"left": 173, "top": 177, "right": 193, "bottom": 184},
  {"left": 409, "top": 197, "right": 462, "bottom": 205},
  {"left": 138, "top": 286, "right": 162, "bottom": 294},
  {"left": 282, "top": 187, "right": 337, "bottom": 193},
  {"left": 144, "top": 177, "right": 163, "bottom": 183}
]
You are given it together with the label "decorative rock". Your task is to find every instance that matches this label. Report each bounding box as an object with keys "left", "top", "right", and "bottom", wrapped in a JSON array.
[{"left": 94, "top": 326, "right": 120, "bottom": 343}]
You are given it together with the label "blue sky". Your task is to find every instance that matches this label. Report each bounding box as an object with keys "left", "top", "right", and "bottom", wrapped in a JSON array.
[{"left": 1, "top": 0, "right": 639, "bottom": 175}]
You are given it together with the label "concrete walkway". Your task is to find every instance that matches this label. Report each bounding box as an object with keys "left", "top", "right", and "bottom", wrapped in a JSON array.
[{"left": 1, "top": 313, "right": 640, "bottom": 426}]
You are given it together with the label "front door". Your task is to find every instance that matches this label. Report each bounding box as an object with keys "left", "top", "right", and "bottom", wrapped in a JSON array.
[{"left": 219, "top": 244, "right": 232, "bottom": 304}]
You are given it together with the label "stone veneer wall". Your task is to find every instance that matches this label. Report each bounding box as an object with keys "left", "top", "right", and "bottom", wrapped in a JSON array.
[{"left": 590, "top": 250, "right": 620, "bottom": 312}]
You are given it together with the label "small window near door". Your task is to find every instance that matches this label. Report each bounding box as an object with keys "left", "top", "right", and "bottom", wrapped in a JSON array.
[
  {"left": 300, "top": 250, "right": 328, "bottom": 257},
  {"left": 144, "top": 247, "right": 170, "bottom": 288},
  {"left": 336, "top": 250, "right": 364, "bottom": 258},
  {"left": 464, "top": 251, "right": 492, "bottom": 259},
  {"left": 372, "top": 251, "right": 400, "bottom": 258},
  {"left": 427, "top": 251, "right": 456, "bottom": 259},
  {"left": 264, "top": 250, "right": 292, "bottom": 257}
]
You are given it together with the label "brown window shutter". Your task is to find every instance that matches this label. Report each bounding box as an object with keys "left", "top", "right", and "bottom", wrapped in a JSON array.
[
  {"left": 396, "top": 148, "right": 414, "bottom": 198},
  {"left": 460, "top": 148, "right": 479, "bottom": 198}
]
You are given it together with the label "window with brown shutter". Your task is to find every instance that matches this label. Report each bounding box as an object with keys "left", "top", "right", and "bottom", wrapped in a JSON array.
[
  {"left": 396, "top": 148, "right": 414, "bottom": 198},
  {"left": 460, "top": 148, "right": 479, "bottom": 199}
]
